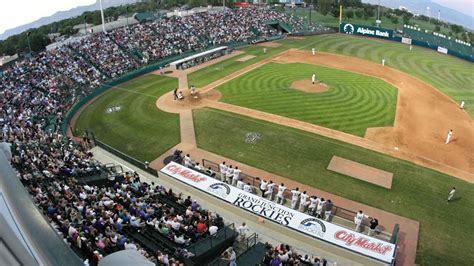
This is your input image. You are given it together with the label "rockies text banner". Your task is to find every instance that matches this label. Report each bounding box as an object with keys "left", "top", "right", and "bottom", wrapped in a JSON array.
[{"left": 160, "top": 162, "right": 397, "bottom": 263}]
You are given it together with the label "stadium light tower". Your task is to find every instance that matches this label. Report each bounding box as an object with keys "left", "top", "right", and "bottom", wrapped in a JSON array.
[{"left": 99, "top": 0, "right": 107, "bottom": 33}]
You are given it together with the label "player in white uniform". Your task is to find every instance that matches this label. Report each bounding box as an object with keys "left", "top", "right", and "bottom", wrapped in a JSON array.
[
  {"left": 219, "top": 162, "right": 228, "bottom": 182},
  {"left": 232, "top": 167, "right": 241, "bottom": 186},
  {"left": 243, "top": 183, "right": 253, "bottom": 193},
  {"left": 299, "top": 191, "right": 310, "bottom": 212},
  {"left": 311, "top": 73, "right": 316, "bottom": 85},
  {"left": 460, "top": 101, "right": 465, "bottom": 109},
  {"left": 237, "top": 180, "right": 245, "bottom": 190},
  {"left": 312, "top": 48, "right": 316, "bottom": 55},
  {"left": 226, "top": 165, "right": 234, "bottom": 184},
  {"left": 259, "top": 179, "right": 268, "bottom": 196},
  {"left": 445, "top": 129, "right": 453, "bottom": 144},
  {"left": 265, "top": 181, "right": 275, "bottom": 200},
  {"left": 316, "top": 198, "right": 325, "bottom": 218},
  {"left": 184, "top": 154, "right": 193, "bottom": 167},
  {"left": 290, "top": 188, "right": 301, "bottom": 210},
  {"left": 308, "top": 196, "right": 319, "bottom": 215},
  {"left": 447, "top": 187, "right": 456, "bottom": 202},
  {"left": 354, "top": 210, "right": 369, "bottom": 232},
  {"left": 276, "top": 183, "right": 286, "bottom": 204}
]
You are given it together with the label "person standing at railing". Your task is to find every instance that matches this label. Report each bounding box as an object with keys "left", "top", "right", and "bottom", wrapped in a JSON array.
[
  {"left": 276, "top": 183, "right": 287, "bottom": 205},
  {"left": 290, "top": 187, "right": 301, "bottom": 210},
  {"left": 232, "top": 166, "right": 241, "bottom": 186},
  {"left": 354, "top": 210, "right": 369, "bottom": 233},
  {"left": 299, "top": 191, "right": 309, "bottom": 212},
  {"left": 260, "top": 179, "right": 268, "bottom": 196},
  {"left": 226, "top": 165, "right": 234, "bottom": 184},
  {"left": 237, "top": 222, "right": 250, "bottom": 242},
  {"left": 219, "top": 161, "right": 228, "bottom": 182},
  {"left": 265, "top": 181, "right": 276, "bottom": 201},
  {"left": 324, "top": 199, "right": 333, "bottom": 222}
]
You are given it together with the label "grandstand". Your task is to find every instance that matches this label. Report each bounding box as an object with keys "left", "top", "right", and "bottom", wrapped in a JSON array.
[{"left": 0, "top": 7, "right": 338, "bottom": 266}]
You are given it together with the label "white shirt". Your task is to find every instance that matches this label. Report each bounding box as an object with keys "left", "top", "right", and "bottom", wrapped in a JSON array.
[
  {"left": 243, "top": 184, "right": 252, "bottom": 193},
  {"left": 300, "top": 193, "right": 309, "bottom": 205},
  {"left": 233, "top": 169, "right": 241, "bottom": 179},
  {"left": 237, "top": 180, "right": 245, "bottom": 189},
  {"left": 266, "top": 183, "right": 275, "bottom": 194},
  {"left": 355, "top": 212, "right": 368, "bottom": 225},
  {"left": 449, "top": 189, "right": 456, "bottom": 196},
  {"left": 260, "top": 180, "right": 268, "bottom": 190},
  {"left": 219, "top": 163, "right": 227, "bottom": 174},
  {"left": 309, "top": 197, "right": 319, "bottom": 209},
  {"left": 277, "top": 185, "right": 286, "bottom": 196},
  {"left": 291, "top": 190, "right": 301, "bottom": 201},
  {"left": 311, "top": 74, "right": 316, "bottom": 82},
  {"left": 209, "top": 225, "right": 218, "bottom": 236},
  {"left": 237, "top": 225, "right": 249, "bottom": 236},
  {"left": 226, "top": 167, "right": 234, "bottom": 177}
]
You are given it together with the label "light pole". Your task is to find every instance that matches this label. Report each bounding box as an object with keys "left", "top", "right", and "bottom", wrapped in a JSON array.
[
  {"left": 83, "top": 15, "right": 87, "bottom": 35},
  {"left": 376, "top": 0, "right": 381, "bottom": 27},
  {"left": 26, "top": 32, "right": 32, "bottom": 55},
  {"left": 99, "top": 0, "right": 107, "bottom": 33}
]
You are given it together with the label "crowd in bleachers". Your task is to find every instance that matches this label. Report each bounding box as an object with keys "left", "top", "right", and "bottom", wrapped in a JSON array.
[
  {"left": 0, "top": 7, "right": 329, "bottom": 265},
  {"left": 262, "top": 242, "right": 327, "bottom": 266}
]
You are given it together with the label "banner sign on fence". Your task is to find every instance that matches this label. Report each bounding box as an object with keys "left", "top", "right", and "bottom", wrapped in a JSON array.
[
  {"left": 437, "top": 46, "right": 448, "bottom": 54},
  {"left": 160, "top": 162, "right": 396, "bottom": 263},
  {"left": 401, "top": 37, "right": 412, "bottom": 45},
  {"left": 340, "top": 23, "right": 393, "bottom": 39}
]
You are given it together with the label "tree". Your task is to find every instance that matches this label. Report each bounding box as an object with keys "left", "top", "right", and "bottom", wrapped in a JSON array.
[
  {"left": 363, "top": 7, "right": 374, "bottom": 19},
  {"left": 435, "top": 25, "right": 441, "bottom": 32},
  {"left": 346, "top": 10, "right": 354, "bottom": 19},
  {"left": 450, "top": 24, "right": 463, "bottom": 34},
  {"left": 317, "top": 0, "right": 331, "bottom": 16},
  {"left": 402, "top": 13, "right": 412, "bottom": 24},
  {"left": 390, "top": 16, "right": 398, "bottom": 24},
  {"left": 355, "top": 9, "right": 363, "bottom": 18}
]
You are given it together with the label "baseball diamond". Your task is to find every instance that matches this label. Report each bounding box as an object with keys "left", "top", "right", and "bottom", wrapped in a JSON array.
[
  {"left": 1, "top": 4, "right": 473, "bottom": 266},
  {"left": 74, "top": 33, "right": 474, "bottom": 266}
]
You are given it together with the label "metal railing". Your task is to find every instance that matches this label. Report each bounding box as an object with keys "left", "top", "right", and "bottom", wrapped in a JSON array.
[
  {"left": 186, "top": 223, "right": 237, "bottom": 258},
  {"left": 201, "top": 158, "right": 393, "bottom": 235},
  {"left": 207, "top": 232, "right": 259, "bottom": 266}
]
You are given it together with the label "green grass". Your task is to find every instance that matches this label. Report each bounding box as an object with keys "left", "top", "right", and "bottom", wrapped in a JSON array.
[
  {"left": 193, "top": 107, "right": 474, "bottom": 266},
  {"left": 279, "top": 34, "right": 474, "bottom": 117},
  {"left": 215, "top": 62, "right": 397, "bottom": 136},
  {"left": 187, "top": 44, "right": 291, "bottom": 88},
  {"left": 74, "top": 75, "right": 180, "bottom": 161}
]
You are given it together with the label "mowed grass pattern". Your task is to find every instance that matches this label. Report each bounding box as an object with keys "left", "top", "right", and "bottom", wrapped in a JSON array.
[
  {"left": 279, "top": 34, "right": 474, "bottom": 117},
  {"left": 216, "top": 62, "right": 397, "bottom": 136},
  {"left": 193, "top": 108, "right": 474, "bottom": 266},
  {"left": 75, "top": 75, "right": 180, "bottom": 161}
]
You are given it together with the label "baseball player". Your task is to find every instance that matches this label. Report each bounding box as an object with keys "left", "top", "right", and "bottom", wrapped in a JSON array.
[
  {"left": 263, "top": 48, "right": 267, "bottom": 54},
  {"left": 299, "top": 191, "right": 310, "bottom": 212},
  {"left": 232, "top": 166, "right": 241, "bottom": 186},
  {"left": 382, "top": 58, "right": 385, "bottom": 66},
  {"left": 354, "top": 210, "right": 369, "bottom": 232},
  {"left": 445, "top": 129, "right": 453, "bottom": 144},
  {"left": 276, "top": 183, "right": 286, "bottom": 204},
  {"left": 226, "top": 165, "right": 234, "bottom": 184},
  {"left": 312, "top": 48, "right": 316, "bottom": 55},
  {"left": 460, "top": 101, "right": 465, "bottom": 109},
  {"left": 312, "top": 73, "right": 316, "bottom": 85},
  {"left": 290, "top": 187, "right": 301, "bottom": 210},
  {"left": 447, "top": 187, "right": 456, "bottom": 202},
  {"left": 219, "top": 162, "right": 228, "bottom": 182},
  {"left": 265, "top": 181, "right": 275, "bottom": 200}
]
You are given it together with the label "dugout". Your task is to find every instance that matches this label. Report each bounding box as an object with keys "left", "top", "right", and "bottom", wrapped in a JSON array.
[
  {"left": 266, "top": 20, "right": 293, "bottom": 34},
  {"left": 169, "top": 46, "right": 231, "bottom": 70}
]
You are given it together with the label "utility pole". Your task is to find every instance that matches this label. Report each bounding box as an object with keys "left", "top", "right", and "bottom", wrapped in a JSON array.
[
  {"left": 99, "top": 0, "right": 107, "bottom": 33},
  {"left": 26, "top": 32, "right": 32, "bottom": 55},
  {"left": 376, "top": 0, "right": 381, "bottom": 27}
]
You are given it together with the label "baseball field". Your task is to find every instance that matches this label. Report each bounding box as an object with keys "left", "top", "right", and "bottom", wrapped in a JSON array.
[{"left": 74, "top": 34, "right": 474, "bottom": 265}]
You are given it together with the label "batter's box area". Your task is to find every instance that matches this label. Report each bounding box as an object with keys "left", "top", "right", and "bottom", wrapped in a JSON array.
[{"left": 327, "top": 156, "right": 393, "bottom": 189}]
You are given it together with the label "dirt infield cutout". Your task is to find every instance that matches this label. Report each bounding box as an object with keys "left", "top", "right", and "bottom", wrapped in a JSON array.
[
  {"left": 236, "top": 55, "right": 256, "bottom": 62},
  {"left": 291, "top": 79, "right": 329, "bottom": 93},
  {"left": 156, "top": 89, "right": 221, "bottom": 113},
  {"left": 327, "top": 156, "right": 393, "bottom": 189}
]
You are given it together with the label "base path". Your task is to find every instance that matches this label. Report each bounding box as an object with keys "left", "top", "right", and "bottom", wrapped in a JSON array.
[{"left": 273, "top": 50, "right": 474, "bottom": 181}]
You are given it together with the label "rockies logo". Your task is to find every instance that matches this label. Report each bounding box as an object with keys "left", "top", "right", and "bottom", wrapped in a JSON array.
[{"left": 343, "top": 24, "right": 355, "bottom": 34}]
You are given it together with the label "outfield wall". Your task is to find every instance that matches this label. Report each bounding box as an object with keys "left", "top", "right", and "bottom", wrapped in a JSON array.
[{"left": 339, "top": 22, "right": 474, "bottom": 62}]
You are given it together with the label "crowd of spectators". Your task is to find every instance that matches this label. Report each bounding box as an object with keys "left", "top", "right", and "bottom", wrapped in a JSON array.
[
  {"left": 262, "top": 242, "right": 328, "bottom": 266},
  {"left": 0, "top": 7, "right": 328, "bottom": 265}
]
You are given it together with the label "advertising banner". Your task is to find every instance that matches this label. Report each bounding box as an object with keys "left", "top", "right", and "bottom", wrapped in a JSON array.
[
  {"left": 340, "top": 23, "right": 393, "bottom": 39},
  {"left": 437, "top": 46, "right": 448, "bottom": 54},
  {"left": 401, "top": 37, "right": 412, "bottom": 45},
  {"left": 160, "top": 162, "right": 396, "bottom": 263}
]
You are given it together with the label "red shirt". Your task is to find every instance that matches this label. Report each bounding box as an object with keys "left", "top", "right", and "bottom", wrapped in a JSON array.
[{"left": 196, "top": 222, "right": 207, "bottom": 233}]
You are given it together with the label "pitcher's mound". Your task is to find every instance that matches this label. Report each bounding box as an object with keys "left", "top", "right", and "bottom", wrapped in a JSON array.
[{"left": 291, "top": 80, "right": 329, "bottom": 93}]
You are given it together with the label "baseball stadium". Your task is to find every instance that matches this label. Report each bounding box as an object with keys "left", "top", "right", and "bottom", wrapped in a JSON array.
[{"left": 0, "top": 1, "right": 473, "bottom": 266}]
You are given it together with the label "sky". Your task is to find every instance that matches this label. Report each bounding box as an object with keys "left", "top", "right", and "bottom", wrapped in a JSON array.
[
  {"left": 0, "top": 0, "right": 472, "bottom": 34},
  {"left": 0, "top": 0, "right": 96, "bottom": 34},
  {"left": 432, "top": 0, "right": 474, "bottom": 17}
]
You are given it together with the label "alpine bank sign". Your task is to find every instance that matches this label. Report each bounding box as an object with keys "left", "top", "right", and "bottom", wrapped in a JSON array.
[{"left": 340, "top": 23, "right": 393, "bottom": 39}]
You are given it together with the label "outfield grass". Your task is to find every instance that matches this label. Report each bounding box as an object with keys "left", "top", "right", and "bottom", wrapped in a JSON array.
[
  {"left": 215, "top": 62, "right": 397, "bottom": 136},
  {"left": 74, "top": 75, "right": 180, "bottom": 161},
  {"left": 279, "top": 34, "right": 474, "bottom": 117},
  {"left": 187, "top": 44, "right": 291, "bottom": 88},
  {"left": 189, "top": 34, "right": 474, "bottom": 118},
  {"left": 193, "top": 107, "right": 474, "bottom": 266}
]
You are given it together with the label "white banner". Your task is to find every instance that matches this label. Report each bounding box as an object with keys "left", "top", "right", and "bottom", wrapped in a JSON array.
[
  {"left": 401, "top": 37, "right": 412, "bottom": 45},
  {"left": 437, "top": 46, "right": 448, "bottom": 54},
  {"left": 160, "top": 162, "right": 396, "bottom": 263}
]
